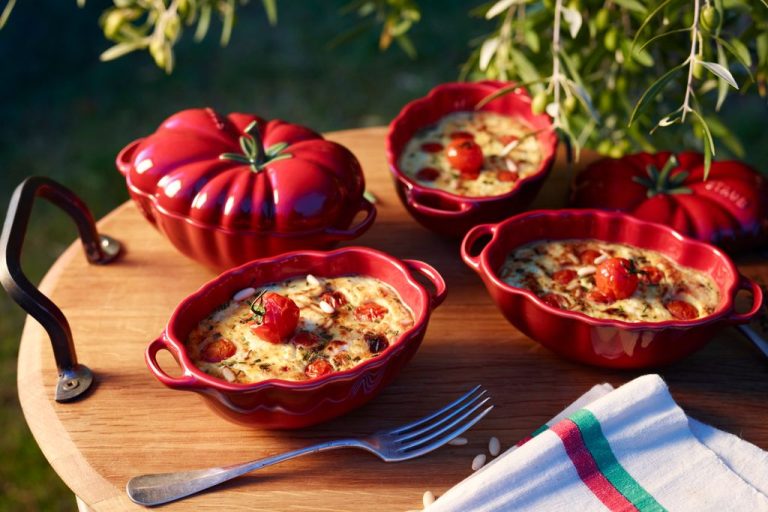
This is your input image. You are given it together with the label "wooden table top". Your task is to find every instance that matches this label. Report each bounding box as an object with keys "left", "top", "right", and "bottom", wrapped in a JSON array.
[{"left": 17, "top": 127, "right": 768, "bottom": 511}]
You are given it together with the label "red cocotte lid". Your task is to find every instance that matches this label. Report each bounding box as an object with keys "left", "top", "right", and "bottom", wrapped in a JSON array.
[{"left": 116, "top": 108, "right": 376, "bottom": 269}]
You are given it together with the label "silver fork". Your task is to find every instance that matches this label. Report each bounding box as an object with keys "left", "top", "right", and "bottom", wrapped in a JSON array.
[{"left": 126, "top": 385, "right": 493, "bottom": 506}]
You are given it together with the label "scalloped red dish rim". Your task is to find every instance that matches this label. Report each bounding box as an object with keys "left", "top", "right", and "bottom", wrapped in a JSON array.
[
  {"left": 160, "top": 246, "right": 435, "bottom": 392},
  {"left": 385, "top": 81, "right": 558, "bottom": 203},
  {"left": 475, "top": 209, "right": 742, "bottom": 330}
]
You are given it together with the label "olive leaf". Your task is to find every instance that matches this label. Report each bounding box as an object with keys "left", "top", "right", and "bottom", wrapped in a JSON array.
[{"left": 699, "top": 60, "right": 739, "bottom": 89}]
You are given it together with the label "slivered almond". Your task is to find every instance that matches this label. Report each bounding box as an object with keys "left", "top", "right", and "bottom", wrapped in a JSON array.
[
  {"left": 221, "top": 367, "right": 236, "bottom": 382},
  {"left": 233, "top": 287, "right": 256, "bottom": 302},
  {"left": 578, "top": 266, "right": 596, "bottom": 277},
  {"left": 448, "top": 436, "right": 468, "bottom": 446},
  {"left": 423, "top": 490, "right": 435, "bottom": 507},
  {"left": 318, "top": 301, "right": 335, "bottom": 314},
  {"left": 488, "top": 436, "right": 501, "bottom": 456},
  {"left": 594, "top": 254, "right": 609, "bottom": 265},
  {"left": 471, "top": 453, "right": 487, "bottom": 471},
  {"left": 306, "top": 274, "right": 320, "bottom": 287}
]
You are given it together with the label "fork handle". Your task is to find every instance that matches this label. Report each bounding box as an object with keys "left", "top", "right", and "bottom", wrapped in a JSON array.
[{"left": 126, "top": 438, "right": 364, "bottom": 506}]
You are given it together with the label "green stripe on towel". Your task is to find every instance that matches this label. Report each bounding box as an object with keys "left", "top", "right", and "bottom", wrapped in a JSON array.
[{"left": 570, "top": 409, "right": 667, "bottom": 512}]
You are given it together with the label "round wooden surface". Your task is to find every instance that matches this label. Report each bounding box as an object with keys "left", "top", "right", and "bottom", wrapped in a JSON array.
[{"left": 17, "top": 127, "right": 768, "bottom": 511}]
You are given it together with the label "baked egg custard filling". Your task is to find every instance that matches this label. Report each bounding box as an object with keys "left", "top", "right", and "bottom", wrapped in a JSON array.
[{"left": 186, "top": 275, "right": 415, "bottom": 383}]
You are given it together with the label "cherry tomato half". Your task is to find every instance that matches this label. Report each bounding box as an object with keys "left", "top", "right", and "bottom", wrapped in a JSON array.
[
  {"left": 665, "top": 300, "right": 698, "bottom": 320},
  {"left": 354, "top": 302, "right": 388, "bottom": 322},
  {"left": 202, "top": 338, "right": 236, "bottom": 362},
  {"left": 305, "top": 359, "right": 334, "bottom": 379},
  {"left": 320, "top": 290, "right": 347, "bottom": 309},
  {"left": 587, "top": 289, "right": 616, "bottom": 304},
  {"left": 553, "top": 269, "right": 577, "bottom": 286},
  {"left": 578, "top": 249, "right": 601, "bottom": 265},
  {"left": 639, "top": 266, "right": 664, "bottom": 285},
  {"left": 250, "top": 292, "right": 300, "bottom": 344},
  {"left": 292, "top": 330, "right": 322, "bottom": 347},
  {"left": 416, "top": 167, "right": 440, "bottom": 181},
  {"left": 497, "top": 170, "right": 519, "bottom": 182},
  {"left": 541, "top": 293, "right": 569, "bottom": 309},
  {"left": 595, "top": 257, "right": 638, "bottom": 299},
  {"left": 446, "top": 138, "right": 484, "bottom": 178}
]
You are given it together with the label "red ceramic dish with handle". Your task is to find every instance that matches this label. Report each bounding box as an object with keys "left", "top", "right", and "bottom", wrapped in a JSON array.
[
  {"left": 461, "top": 209, "right": 763, "bottom": 368},
  {"left": 386, "top": 81, "right": 557, "bottom": 237},
  {"left": 145, "top": 247, "right": 447, "bottom": 429},
  {"left": 117, "top": 108, "right": 376, "bottom": 270}
]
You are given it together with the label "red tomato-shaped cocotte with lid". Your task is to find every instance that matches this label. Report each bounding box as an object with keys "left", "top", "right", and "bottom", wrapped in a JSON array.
[
  {"left": 116, "top": 108, "right": 376, "bottom": 269},
  {"left": 570, "top": 151, "right": 768, "bottom": 253}
]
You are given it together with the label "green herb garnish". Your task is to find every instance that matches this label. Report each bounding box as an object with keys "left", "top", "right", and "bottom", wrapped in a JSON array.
[{"left": 249, "top": 290, "right": 267, "bottom": 323}]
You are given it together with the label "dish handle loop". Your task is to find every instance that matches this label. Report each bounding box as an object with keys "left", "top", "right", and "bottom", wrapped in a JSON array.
[
  {"left": 325, "top": 197, "right": 377, "bottom": 240},
  {"left": 116, "top": 138, "right": 143, "bottom": 176},
  {"left": 460, "top": 224, "right": 496, "bottom": 273},
  {"left": 404, "top": 186, "right": 478, "bottom": 218},
  {"left": 404, "top": 259, "right": 447, "bottom": 309},
  {"left": 0, "top": 177, "right": 122, "bottom": 402},
  {"left": 728, "top": 276, "right": 764, "bottom": 324},
  {"left": 146, "top": 336, "right": 199, "bottom": 390}
]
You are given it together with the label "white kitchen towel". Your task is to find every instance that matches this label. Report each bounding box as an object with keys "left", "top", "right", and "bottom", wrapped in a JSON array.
[{"left": 427, "top": 374, "right": 768, "bottom": 511}]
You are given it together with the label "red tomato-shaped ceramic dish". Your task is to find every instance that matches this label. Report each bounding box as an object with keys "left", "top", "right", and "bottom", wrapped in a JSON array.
[
  {"left": 145, "top": 247, "right": 447, "bottom": 429},
  {"left": 461, "top": 209, "right": 763, "bottom": 369},
  {"left": 570, "top": 151, "right": 768, "bottom": 253},
  {"left": 386, "top": 81, "right": 557, "bottom": 237},
  {"left": 117, "top": 108, "right": 376, "bottom": 270}
]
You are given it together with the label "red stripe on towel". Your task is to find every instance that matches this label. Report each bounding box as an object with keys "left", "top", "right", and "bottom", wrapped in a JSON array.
[{"left": 551, "top": 419, "right": 639, "bottom": 512}]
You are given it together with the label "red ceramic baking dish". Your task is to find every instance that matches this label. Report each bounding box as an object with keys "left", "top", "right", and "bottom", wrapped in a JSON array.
[
  {"left": 386, "top": 81, "right": 557, "bottom": 237},
  {"left": 461, "top": 209, "right": 763, "bottom": 368},
  {"left": 145, "top": 247, "right": 446, "bottom": 428},
  {"left": 117, "top": 108, "right": 376, "bottom": 270}
]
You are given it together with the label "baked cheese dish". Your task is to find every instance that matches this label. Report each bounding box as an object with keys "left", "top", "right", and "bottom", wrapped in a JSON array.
[
  {"left": 186, "top": 275, "right": 415, "bottom": 383},
  {"left": 399, "top": 111, "right": 542, "bottom": 197},
  {"left": 500, "top": 239, "right": 720, "bottom": 322}
]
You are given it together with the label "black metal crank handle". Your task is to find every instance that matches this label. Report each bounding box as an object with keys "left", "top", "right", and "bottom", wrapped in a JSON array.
[{"left": 0, "top": 177, "right": 121, "bottom": 402}]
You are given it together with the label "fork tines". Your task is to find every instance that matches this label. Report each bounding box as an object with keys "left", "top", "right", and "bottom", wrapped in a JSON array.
[{"left": 392, "top": 385, "right": 493, "bottom": 456}]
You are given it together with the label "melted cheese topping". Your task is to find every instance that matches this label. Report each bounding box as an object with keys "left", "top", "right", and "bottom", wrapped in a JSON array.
[
  {"left": 500, "top": 239, "right": 720, "bottom": 322},
  {"left": 186, "top": 275, "right": 414, "bottom": 383},
  {"left": 399, "top": 111, "right": 542, "bottom": 197}
]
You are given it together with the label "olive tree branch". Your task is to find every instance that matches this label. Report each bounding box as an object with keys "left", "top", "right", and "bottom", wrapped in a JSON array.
[
  {"left": 681, "top": 0, "right": 701, "bottom": 122},
  {"left": 550, "top": 0, "right": 563, "bottom": 128}
]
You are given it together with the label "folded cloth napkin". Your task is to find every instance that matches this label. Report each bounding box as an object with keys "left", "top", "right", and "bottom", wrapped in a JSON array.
[{"left": 427, "top": 374, "right": 768, "bottom": 512}]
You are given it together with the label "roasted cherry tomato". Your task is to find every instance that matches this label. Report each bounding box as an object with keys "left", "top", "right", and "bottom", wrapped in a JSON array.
[
  {"left": 639, "top": 266, "right": 664, "bottom": 285},
  {"left": 354, "top": 302, "right": 388, "bottom": 322},
  {"left": 320, "top": 290, "right": 347, "bottom": 309},
  {"left": 415, "top": 167, "right": 440, "bottom": 181},
  {"left": 665, "top": 300, "right": 698, "bottom": 320},
  {"left": 446, "top": 138, "right": 484, "bottom": 178},
  {"left": 250, "top": 292, "right": 300, "bottom": 344},
  {"left": 587, "top": 289, "right": 616, "bottom": 304},
  {"left": 497, "top": 170, "right": 519, "bottom": 182},
  {"left": 541, "top": 293, "right": 569, "bottom": 309},
  {"left": 499, "top": 134, "right": 519, "bottom": 146},
  {"left": 420, "top": 142, "right": 443, "bottom": 153},
  {"left": 578, "top": 249, "right": 601, "bottom": 265},
  {"left": 553, "top": 269, "right": 577, "bottom": 286},
  {"left": 305, "top": 359, "right": 334, "bottom": 379},
  {"left": 364, "top": 332, "right": 389, "bottom": 354},
  {"left": 292, "top": 330, "right": 322, "bottom": 347},
  {"left": 202, "top": 338, "right": 236, "bottom": 362},
  {"left": 595, "top": 257, "right": 638, "bottom": 299}
]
